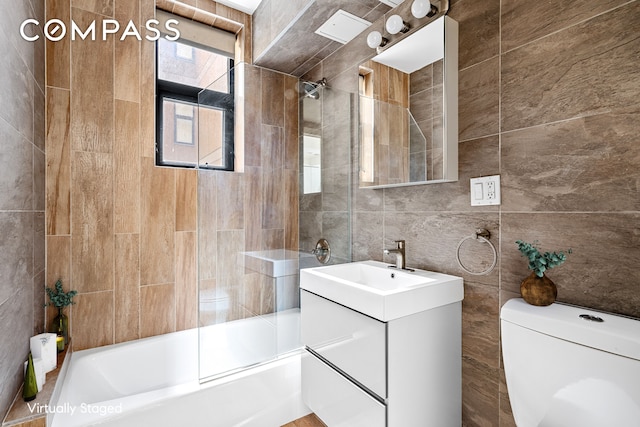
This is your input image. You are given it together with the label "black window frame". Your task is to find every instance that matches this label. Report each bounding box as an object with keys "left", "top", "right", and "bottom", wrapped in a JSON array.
[{"left": 156, "top": 38, "right": 235, "bottom": 171}]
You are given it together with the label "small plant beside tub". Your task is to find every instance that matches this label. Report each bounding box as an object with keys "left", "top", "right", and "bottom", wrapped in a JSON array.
[{"left": 45, "top": 279, "right": 77, "bottom": 351}]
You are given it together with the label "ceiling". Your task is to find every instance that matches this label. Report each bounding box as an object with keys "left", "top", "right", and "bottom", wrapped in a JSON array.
[
  {"left": 215, "top": 0, "right": 264, "bottom": 14},
  {"left": 254, "top": 0, "right": 392, "bottom": 76}
]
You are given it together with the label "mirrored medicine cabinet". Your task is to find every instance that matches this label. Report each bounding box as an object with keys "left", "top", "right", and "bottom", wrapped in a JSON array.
[{"left": 359, "top": 16, "right": 458, "bottom": 189}]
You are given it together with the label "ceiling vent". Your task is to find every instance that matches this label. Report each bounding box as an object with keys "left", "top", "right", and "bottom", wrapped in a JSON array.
[
  {"left": 378, "top": 0, "right": 406, "bottom": 7},
  {"left": 315, "top": 10, "right": 372, "bottom": 44}
]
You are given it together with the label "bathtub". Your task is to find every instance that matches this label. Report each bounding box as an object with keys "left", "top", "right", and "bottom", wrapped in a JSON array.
[{"left": 49, "top": 309, "right": 308, "bottom": 427}]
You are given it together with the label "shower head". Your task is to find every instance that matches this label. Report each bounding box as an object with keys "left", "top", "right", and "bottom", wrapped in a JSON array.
[{"left": 302, "top": 78, "right": 327, "bottom": 99}]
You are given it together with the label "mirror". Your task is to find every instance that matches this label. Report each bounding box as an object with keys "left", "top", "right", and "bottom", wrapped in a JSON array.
[
  {"left": 358, "top": 16, "right": 458, "bottom": 188},
  {"left": 301, "top": 86, "right": 323, "bottom": 194}
]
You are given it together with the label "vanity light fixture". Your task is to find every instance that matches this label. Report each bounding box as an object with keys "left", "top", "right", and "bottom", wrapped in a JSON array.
[
  {"left": 366, "top": 30, "right": 388, "bottom": 49},
  {"left": 385, "top": 14, "right": 410, "bottom": 34},
  {"left": 411, "top": 0, "right": 438, "bottom": 19}
]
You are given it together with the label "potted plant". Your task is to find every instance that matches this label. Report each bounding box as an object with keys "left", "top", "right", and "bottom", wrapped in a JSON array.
[
  {"left": 515, "top": 240, "right": 571, "bottom": 306},
  {"left": 45, "top": 279, "right": 77, "bottom": 351}
]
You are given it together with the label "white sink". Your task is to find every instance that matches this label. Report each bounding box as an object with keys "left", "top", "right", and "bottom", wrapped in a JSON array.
[{"left": 300, "top": 260, "right": 463, "bottom": 321}]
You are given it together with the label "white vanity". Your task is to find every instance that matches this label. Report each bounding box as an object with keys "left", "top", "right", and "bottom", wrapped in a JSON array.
[{"left": 300, "top": 260, "right": 463, "bottom": 426}]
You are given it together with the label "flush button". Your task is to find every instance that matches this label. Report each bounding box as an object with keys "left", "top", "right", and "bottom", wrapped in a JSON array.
[{"left": 579, "top": 314, "right": 604, "bottom": 322}]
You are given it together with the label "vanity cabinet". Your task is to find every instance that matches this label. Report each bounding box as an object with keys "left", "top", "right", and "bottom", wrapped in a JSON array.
[{"left": 301, "top": 290, "right": 461, "bottom": 426}]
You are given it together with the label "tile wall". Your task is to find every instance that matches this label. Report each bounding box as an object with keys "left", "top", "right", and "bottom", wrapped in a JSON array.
[
  {"left": 299, "top": 86, "right": 353, "bottom": 263},
  {"left": 44, "top": 0, "right": 297, "bottom": 352},
  {"left": 359, "top": 60, "right": 411, "bottom": 186},
  {"left": 304, "top": 0, "right": 640, "bottom": 425},
  {"left": 198, "top": 63, "right": 300, "bottom": 326},
  {"left": 0, "top": 0, "right": 46, "bottom": 418}
]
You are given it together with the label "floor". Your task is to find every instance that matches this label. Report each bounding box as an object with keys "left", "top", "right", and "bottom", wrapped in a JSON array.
[{"left": 282, "top": 413, "right": 327, "bottom": 427}]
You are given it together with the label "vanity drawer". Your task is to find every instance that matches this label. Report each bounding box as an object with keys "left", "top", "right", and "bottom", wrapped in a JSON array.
[
  {"left": 301, "top": 290, "right": 386, "bottom": 398},
  {"left": 302, "top": 351, "right": 385, "bottom": 427}
]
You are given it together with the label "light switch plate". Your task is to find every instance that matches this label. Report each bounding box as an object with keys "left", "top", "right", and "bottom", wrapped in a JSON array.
[{"left": 470, "top": 175, "right": 501, "bottom": 206}]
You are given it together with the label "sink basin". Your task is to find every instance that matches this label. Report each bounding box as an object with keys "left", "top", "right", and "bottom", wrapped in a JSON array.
[{"left": 300, "top": 260, "right": 463, "bottom": 321}]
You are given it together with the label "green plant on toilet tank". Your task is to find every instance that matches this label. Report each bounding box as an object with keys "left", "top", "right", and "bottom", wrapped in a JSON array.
[
  {"left": 515, "top": 240, "right": 572, "bottom": 306},
  {"left": 45, "top": 279, "right": 77, "bottom": 351}
]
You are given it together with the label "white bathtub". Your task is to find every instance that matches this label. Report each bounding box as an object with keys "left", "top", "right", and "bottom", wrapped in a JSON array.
[{"left": 50, "top": 310, "right": 308, "bottom": 427}]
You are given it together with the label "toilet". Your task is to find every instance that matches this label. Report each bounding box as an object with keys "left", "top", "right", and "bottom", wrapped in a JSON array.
[{"left": 501, "top": 298, "right": 640, "bottom": 427}]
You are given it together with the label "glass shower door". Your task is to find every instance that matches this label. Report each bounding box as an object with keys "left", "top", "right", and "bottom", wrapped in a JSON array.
[{"left": 196, "top": 63, "right": 303, "bottom": 381}]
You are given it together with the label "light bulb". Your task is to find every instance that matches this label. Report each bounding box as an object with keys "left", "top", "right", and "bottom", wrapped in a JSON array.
[
  {"left": 386, "top": 14, "right": 409, "bottom": 35},
  {"left": 366, "top": 31, "right": 387, "bottom": 49},
  {"left": 411, "top": 0, "right": 438, "bottom": 19}
]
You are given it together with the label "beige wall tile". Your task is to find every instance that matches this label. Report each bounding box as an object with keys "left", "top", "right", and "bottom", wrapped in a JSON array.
[
  {"left": 283, "top": 75, "right": 299, "bottom": 171},
  {"left": 176, "top": 168, "right": 197, "bottom": 231},
  {"left": 459, "top": 57, "right": 500, "bottom": 141},
  {"left": 239, "top": 17, "right": 252, "bottom": 64},
  {"left": 172, "top": 1, "right": 196, "bottom": 19},
  {"left": 114, "top": 100, "right": 140, "bottom": 233},
  {"left": 155, "top": 0, "right": 174, "bottom": 13},
  {"left": 115, "top": 0, "right": 140, "bottom": 23},
  {"left": 115, "top": 233, "right": 140, "bottom": 343},
  {"left": 72, "top": 291, "right": 114, "bottom": 350},
  {"left": 45, "top": 235, "right": 71, "bottom": 327},
  {"left": 72, "top": 0, "right": 113, "bottom": 16},
  {"left": 501, "top": 2, "right": 640, "bottom": 131},
  {"left": 261, "top": 69, "right": 285, "bottom": 127},
  {"left": 33, "top": 269, "right": 46, "bottom": 335},
  {"left": 462, "top": 283, "right": 499, "bottom": 369},
  {"left": 242, "top": 65, "right": 263, "bottom": 167},
  {"left": 244, "top": 166, "right": 263, "bottom": 251},
  {"left": 70, "top": 8, "right": 114, "bottom": 153},
  {"left": 139, "top": 36, "right": 155, "bottom": 158},
  {"left": 140, "top": 158, "right": 175, "bottom": 285},
  {"left": 284, "top": 168, "right": 298, "bottom": 250},
  {"left": 140, "top": 284, "right": 176, "bottom": 338},
  {"left": 449, "top": 0, "right": 499, "bottom": 70},
  {"left": 262, "top": 228, "right": 284, "bottom": 251},
  {"left": 71, "top": 152, "right": 114, "bottom": 293},
  {"left": 46, "top": 0, "right": 70, "bottom": 89},
  {"left": 43, "top": 0, "right": 272, "bottom": 355},
  {"left": 176, "top": 231, "right": 197, "bottom": 330},
  {"left": 382, "top": 212, "right": 500, "bottom": 288},
  {"left": 46, "top": 88, "right": 71, "bottom": 235},
  {"left": 260, "top": 125, "right": 283, "bottom": 170},
  {"left": 501, "top": 213, "right": 640, "bottom": 318},
  {"left": 462, "top": 357, "right": 499, "bottom": 427},
  {"left": 216, "top": 230, "right": 245, "bottom": 304},
  {"left": 198, "top": 170, "right": 217, "bottom": 281},
  {"left": 12, "top": 415, "right": 46, "bottom": 427},
  {"left": 501, "top": 110, "right": 640, "bottom": 212},
  {"left": 114, "top": 0, "right": 141, "bottom": 103},
  {"left": 140, "top": 0, "right": 155, "bottom": 22},
  {"left": 262, "top": 168, "right": 284, "bottom": 230},
  {"left": 213, "top": 2, "right": 245, "bottom": 23},
  {"left": 295, "top": 0, "right": 640, "bottom": 425},
  {"left": 352, "top": 211, "right": 383, "bottom": 262},
  {"left": 501, "top": 0, "right": 627, "bottom": 52},
  {"left": 216, "top": 171, "right": 244, "bottom": 230},
  {"left": 242, "top": 273, "right": 262, "bottom": 316},
  {"left": 193, "top": 9, "right": 217, "bottom": 26}
]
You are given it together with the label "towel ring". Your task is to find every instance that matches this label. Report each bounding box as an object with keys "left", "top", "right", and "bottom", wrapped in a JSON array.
[{"left": 456, "top": 228, "right": 497, "bottom": 276}]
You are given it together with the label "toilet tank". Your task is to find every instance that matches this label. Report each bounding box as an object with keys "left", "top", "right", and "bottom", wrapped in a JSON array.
[{"left": 501, "top": 298, "right": 640, "bottom": 427}]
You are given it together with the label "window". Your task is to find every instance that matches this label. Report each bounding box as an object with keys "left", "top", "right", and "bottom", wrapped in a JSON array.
[{"left": 156, "top": 11, "right": 235, "bottom": 170}]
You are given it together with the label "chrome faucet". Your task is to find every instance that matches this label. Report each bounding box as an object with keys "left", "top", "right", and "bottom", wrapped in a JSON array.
[{"left": 384, "top": 240, "right": 407, "bottom": 270}]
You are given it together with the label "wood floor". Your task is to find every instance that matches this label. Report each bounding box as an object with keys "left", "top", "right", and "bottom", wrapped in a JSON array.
[{"left": 281, "top": 413, "right": 326, "bottom": 427}]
